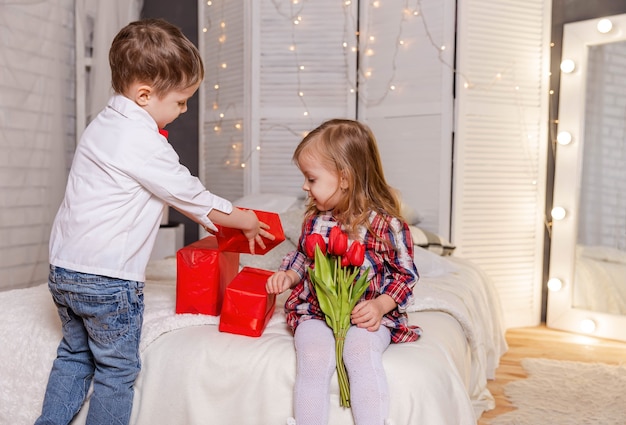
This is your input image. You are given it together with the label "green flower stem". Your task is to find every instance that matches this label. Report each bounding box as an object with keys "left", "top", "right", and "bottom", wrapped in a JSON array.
[{"left": 335, "top": 327, "right": 350, "bottom": 407}]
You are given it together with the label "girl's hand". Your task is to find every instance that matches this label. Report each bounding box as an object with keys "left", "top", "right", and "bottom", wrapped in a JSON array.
[
  {"left": 351, "top": 295, "right": 397, "bottom": 332},
  {"left": 266, "top": 270, "right": 299, "bottom": 294}
]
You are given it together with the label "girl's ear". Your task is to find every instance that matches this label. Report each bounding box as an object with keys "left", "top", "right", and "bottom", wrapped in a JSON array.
[{"left": 340, "top": 170, "right": 350, "bottom": 190}]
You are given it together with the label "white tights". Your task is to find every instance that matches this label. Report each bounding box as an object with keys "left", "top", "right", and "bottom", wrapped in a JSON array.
[{"left": 292, "top": 319, "right": 391, "bottom": 425}]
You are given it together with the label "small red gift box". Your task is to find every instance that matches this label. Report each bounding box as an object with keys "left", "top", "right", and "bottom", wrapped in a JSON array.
[
  {"left": 215, "top": 209, "right": 285, "bottom": 255},
  {"left": 176, "top": 236, "right": 240, "bottom": 316},
  {"left": 219, "top": 267, "right": 276, "bottom": 337}
]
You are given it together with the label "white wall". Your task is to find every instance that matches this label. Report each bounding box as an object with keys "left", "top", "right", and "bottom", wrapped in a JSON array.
[{"left": 0, "top": 0, "right": 75, "bottom": 291}]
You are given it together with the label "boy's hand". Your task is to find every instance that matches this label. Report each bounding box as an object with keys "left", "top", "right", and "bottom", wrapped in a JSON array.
[{"left": 240, "top": 209, "right": 275, "bottom": 255}]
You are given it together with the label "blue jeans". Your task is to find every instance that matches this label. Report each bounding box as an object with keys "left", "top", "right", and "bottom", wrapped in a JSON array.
[{"left": 35, "top": 266, "right": 144, "bottom": 425}]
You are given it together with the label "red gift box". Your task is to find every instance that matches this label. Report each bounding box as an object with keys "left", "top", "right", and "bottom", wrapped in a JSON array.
[
  {"left": 176, "top": 236, "right": 240, "bottom": 315},
  {"left": 219, "top": 267, "right": 276, "bottom": 337},
  {"left": 215, "top": 209, "right": 285, "bottom": 255}
]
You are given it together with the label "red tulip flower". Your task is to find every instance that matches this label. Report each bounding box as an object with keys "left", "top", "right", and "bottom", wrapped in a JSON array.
[
  {"left": 345, "top": 241, "right": 365, "bottom": 267},
  {"left": 328, "top": 225, "right": 348, "bottom": 256},
  {"left": 306, "top": 226, "right": 370, "bottom": 408},
  {"left": 305, "top": 233, "right": 326, "bottom": 258}
]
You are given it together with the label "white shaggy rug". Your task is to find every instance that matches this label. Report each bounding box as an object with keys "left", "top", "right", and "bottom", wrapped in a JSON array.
[{"left": 490, "top": 358, "right": 626, "bottom": 425}]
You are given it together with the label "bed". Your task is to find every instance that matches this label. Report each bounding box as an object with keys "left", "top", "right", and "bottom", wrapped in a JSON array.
[{"left": 0, "top": 195, "right": 507, "bottom": 425}]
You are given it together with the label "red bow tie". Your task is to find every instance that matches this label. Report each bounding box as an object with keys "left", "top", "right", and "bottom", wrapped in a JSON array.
[{"left": 159, "top": 129, "right": 169, "bottom": 139}]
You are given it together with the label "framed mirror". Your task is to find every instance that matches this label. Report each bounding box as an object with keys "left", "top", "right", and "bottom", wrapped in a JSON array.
[{"left": 548, "top": 14, "right": 626, "bottom": 342}]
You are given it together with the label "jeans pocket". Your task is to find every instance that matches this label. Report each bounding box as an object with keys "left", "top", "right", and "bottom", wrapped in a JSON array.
[{"left": 72, "top": 290, "right": 131, "bottom": 344}]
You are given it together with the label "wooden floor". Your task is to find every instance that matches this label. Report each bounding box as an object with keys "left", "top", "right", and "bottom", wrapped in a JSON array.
[{"left": 477, "top": 325, "right": 626, "bottom": 424}]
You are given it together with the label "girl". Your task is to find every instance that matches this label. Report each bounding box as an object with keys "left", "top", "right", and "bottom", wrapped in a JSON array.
[{"left": 266, "top": 119, "right": 420, "bottom": 425}]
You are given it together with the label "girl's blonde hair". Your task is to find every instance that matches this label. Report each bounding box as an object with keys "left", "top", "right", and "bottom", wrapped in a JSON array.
[
  {"left": 109, "top": 18, "right": 204, "bottom": 96},
  {"left": 294, "top": 119, "right": 403, "bottom": 237}
]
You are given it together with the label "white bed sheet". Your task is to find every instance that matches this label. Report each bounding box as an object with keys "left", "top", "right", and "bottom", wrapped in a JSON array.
[{"left": 0, "top": 254, "right": 506, "bottom": 425}]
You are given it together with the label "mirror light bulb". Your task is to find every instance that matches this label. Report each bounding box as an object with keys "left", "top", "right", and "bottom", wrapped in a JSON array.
[
  {"left": 580, "top": 319, "right": 596, "bottom": 333},
  {"left": 560, "top": 59, "right": 576, "bottom": 74},
  {"left": 597, "top": 19, "right": 613, "bottom": 34},
  {"left": 556, "top": 131, "right": 573, "bottom": 145},
  {"left": 547, "top": 278, "right": 563, "bottom": 291},
  {"left": 551, "top": 206, "right": 566, "bottom": 220}
]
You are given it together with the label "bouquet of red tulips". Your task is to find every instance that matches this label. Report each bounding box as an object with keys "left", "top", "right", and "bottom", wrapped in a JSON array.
[{"left": 305, "top": 226, "right": 370, "bottom": 408}]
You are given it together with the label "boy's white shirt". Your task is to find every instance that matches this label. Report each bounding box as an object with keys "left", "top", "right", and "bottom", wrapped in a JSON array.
[{"left": 49, "top": 94, "right": 232, "bottom": 282}]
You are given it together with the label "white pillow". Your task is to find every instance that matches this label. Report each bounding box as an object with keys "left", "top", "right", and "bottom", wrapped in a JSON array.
[
  {"left": 233, "top": 193, "right": 300, "bottom": 213},
  {"left": 413, "top": 246, "right": 458, "bottom": 277},
  {"left": 408, "top": 226, "right": 456, "bottom": 256},
  {"left": 400, "top": 201, "right": 423, "bottom": 225}
]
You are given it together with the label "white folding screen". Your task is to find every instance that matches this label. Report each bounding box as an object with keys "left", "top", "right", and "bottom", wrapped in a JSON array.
[
  {"left": 357, "top": 1, "right": 455, "bottom": 234},
  {"left": 453, "top": 0, "right": 552, "bottom": 328},
  {"left": 199, "top": 0, "right": 552, "bottom": 328},
  {"left": 199, "top": 0, "right": 357, "bottom": 202},
  {"left": 199, "top": 0, "right": 455, "bottom": 235},
  {"left": 199, "top": 0, "right": 248, "bottom": 200}
]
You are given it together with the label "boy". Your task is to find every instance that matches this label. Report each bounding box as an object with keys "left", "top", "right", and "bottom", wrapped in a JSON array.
[{"left": 35, "top": 18, "right": 273, "bottom": 425}]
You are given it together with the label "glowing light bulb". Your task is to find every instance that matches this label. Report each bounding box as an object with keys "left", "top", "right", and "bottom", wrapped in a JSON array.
[
  {"left": 597, "top": 19, "right": 613, "bottom": 34},
  {"left": 580, "top": 319, "right": 596, "bottom": 333},
  {"left": 560, "top": 59, "right": 576, "bottom": 73},
  {"left": 551, "top": 207, "right": 566, "bottom": 221},
  {"left": 547, "top": 278, "right": 563, "bottom": 291},
  {"left": 557, "top": 131, "right": 572, "bottom": 145}
]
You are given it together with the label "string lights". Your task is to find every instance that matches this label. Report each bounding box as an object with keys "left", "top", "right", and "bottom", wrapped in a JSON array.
[{"left": 201, "top": 0, "right": 527, "bottom": 171}]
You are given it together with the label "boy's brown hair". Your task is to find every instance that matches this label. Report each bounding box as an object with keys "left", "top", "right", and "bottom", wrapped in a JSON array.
[{"left": 109, "top": 18, "right": 204, "bottom": 97}]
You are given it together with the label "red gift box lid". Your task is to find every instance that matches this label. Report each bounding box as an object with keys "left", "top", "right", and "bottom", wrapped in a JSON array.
[{"left": 215, "top": 209, "right": 285, "bottom": 255}]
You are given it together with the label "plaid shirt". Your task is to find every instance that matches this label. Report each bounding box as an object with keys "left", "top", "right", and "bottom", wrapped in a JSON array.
[{"left": 282, "top": 211, "right": 421, "bottom": 343}]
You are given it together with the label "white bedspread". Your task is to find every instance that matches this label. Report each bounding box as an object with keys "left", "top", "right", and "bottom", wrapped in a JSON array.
[{"left": 0, "top": 256, "right": 506, "bottom": 425}]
